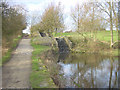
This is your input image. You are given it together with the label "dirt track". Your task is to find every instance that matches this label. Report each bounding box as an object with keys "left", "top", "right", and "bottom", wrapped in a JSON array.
[{"left": 2, "top": 38, "right": 33, "bottom": 89}]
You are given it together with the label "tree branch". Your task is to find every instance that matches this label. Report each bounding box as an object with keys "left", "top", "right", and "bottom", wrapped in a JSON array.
[{"left": 96, "top": 3, "right": 110, "bottom": 16}]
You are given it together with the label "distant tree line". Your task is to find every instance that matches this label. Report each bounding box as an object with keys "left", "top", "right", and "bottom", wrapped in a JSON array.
[{"left": 1, "top": 2, "right": 27, "bottom": 50}]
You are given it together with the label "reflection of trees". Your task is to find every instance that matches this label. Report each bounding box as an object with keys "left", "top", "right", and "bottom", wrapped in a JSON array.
[
  {"left": 109, "top": 57, "right": 113, "bottom": 88},
  {"left": 113, "top": 68, "right": 118, "bottom": 88},
  {"left": 109, "top": 57, "right": 118, "bottom": 88},
  {"left": 57, "top": 52, "right": 69, "bottom": 63},
  {"left": 70, "top": 62, "right": 93, "bottom": 88},
  {"left": 62, "top": 56, "right": 118, "bottom": 88},
  {"left": 113, "top": 58, "right": 119, "bottom": 88},
  {"left": 91, "top": 67, "right": 94, "bottom": 88},
  {"left": 41, "top": 50, "right": 119, "bottom": 88},
  {"left": 64, "top": 53, "right": 107, "bottom": 67},
  {"left": 61, "top": 53, "right": 106, "bottom": 87}
]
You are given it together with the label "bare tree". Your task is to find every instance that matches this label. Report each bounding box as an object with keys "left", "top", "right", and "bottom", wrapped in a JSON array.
[
  {"left": 96, "top": 0, "right": 119, "bottom": 47},
  {"left": 71, "top": 2, "right": 104, "bottom": 39},
  {"left": 71, "top": 3, "right": 91, "bottom": 37}
]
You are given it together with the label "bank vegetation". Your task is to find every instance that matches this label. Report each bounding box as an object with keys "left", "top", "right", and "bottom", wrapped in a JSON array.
[{"left": 1, "top": 1, "right": 27, "bottom": 64}]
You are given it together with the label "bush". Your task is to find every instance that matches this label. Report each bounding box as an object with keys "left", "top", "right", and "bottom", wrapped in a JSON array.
[
  {"left": 113, "top": 42, "right": 120, "bottom": 49},
  {"left": 68, "top": 36, "right": 110, "bottom": 52}
]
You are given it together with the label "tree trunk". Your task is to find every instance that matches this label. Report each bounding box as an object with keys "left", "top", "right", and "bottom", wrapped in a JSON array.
[
  {"left": 78, "top": 13, "right": 80, "bottom": 32},
  {"left": 110, "top": 18, "right": 113, "bottom": 47},
  {"left": 112, "top": 1, "right": 118, "bottom": 41},
  {"left": 116, "top": 25, "right": 118, "bottom": 41},
  {"left": 77, "top": 4, "right": 80, "bottom": 32},
  {"left": 110, "top": 2, "right": 114, "bottom": 47}
]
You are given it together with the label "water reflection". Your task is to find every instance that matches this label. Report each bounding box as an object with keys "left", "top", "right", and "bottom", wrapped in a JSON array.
[
  {"left": 57, "top": 52, "right": 69, "bottom": 63},
  {"left": 58, "top": 53, "right": 118, "bottom": 88},
  {"left": 42, "top": 51, "right": 119, "bottom": 88}
]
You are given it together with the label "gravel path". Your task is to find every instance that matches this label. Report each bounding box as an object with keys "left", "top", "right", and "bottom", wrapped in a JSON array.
[{"left": 2, "top": 39, "right": 33, "bottom": 89}]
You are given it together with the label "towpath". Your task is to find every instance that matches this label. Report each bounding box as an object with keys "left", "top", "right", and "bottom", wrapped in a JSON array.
[{"left": 2, "top": 37, "right": 33, "bottom": 89}]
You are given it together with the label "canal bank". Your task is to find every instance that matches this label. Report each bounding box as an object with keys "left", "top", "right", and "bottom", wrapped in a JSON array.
[
  {"left": 30, "top": 34, "right": 119, "bottom": 88},
  {"left": 30, "top": 39, "right": 57, "bottom": 88},
  {"left": 40, "top": 50, "right": 119, "bottom": 88}
]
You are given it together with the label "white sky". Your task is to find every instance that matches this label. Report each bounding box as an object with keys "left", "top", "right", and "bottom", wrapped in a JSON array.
[
  {"left": 9, "top": 0, "right": 85, "bottom": 31},
  {"left": 8, "top": 0, "right": 118, "bottom": 33}
]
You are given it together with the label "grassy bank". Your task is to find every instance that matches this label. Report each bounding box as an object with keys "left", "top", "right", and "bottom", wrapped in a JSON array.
[
  {"left": 54, "top": 31, "right": 119, "bottom": 56},
  {"left": 1, "top": 35, "right": 22, "bottom": 66},
  {"left": 54, "top": 31, "right": 119, "bottom": 42},
  {"left": 30, "top": 40, "right": 57, "bottom": 88}
]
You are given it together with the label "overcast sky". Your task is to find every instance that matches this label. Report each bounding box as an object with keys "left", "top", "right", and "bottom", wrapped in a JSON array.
[
  {"left": 9, "top": 0, "right": 87, "bottom": 31},
  {"left": 8, "top": 0, "right": 116, "bottom": 33}
]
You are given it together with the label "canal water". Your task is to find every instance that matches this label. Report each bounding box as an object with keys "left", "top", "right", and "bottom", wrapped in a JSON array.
[{"left": 41, "top": 50, "right": 119, "bottom": 88}]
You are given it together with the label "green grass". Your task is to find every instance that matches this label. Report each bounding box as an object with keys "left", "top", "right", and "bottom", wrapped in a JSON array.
[
  {"left": 1, "top": 35, "right": 22, "bottom": 66},
  {"left": 54, "top": 30, "right": 119, "bottom": 43},
  {"left": 92, "top": 31, "right": 118, "bottom": 43},
  {"left": 54, "top": 32, "right": 76, "bottom": 37},
  {"left": 30, "top": 40, "right": 57, "bottom": 88}
]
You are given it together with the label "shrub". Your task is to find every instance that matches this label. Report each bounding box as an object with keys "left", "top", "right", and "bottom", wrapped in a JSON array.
[{"left": 68, "top": 36, "right": 110, "bottom": 52}]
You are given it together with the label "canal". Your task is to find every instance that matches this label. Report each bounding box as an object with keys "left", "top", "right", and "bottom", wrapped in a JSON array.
[{"left": 41, "top": 50, "right": 119, "bottom": 88}]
